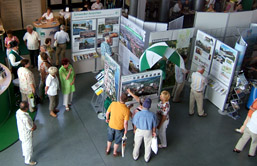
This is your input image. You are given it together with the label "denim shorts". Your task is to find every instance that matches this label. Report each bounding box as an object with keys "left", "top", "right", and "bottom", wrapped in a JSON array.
[{"left": 107, "top": 127, "right": 124, "bottom": 144}]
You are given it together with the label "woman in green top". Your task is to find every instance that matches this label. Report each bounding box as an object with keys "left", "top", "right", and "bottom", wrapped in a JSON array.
[{"left": 59, "top": 58, "right": 75, "bottom": 111}]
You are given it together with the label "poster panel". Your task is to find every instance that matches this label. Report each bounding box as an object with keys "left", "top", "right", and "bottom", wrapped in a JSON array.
[
  {"left": 192, "top": 30, "right": 216, "bottom": 73},
  {"left": 104, "top": 53, "right": 121, "bottom": 101},
  {"left": 120, "top": 16, "right": 146, "bottom": 73},
  {"left": 97, "top": 17, "right": 120, "bottom": 48},
  {"left": 120, "top": 70, "right": 163, "bottom": 103},
  {"left": 72, "top": 19, "right": 97, "bottom": 52},
  {"left": 72, "top": 9, "right": 121, "bottom": 21},
  {"left": 210, "top": 40, "right": 238, "bottom": 87},
  {"left": 168, "top": 16, "right": 184, "bottom": 30},
  {"left": 21, "top": 0, "right": 42, "bottom": 28}
]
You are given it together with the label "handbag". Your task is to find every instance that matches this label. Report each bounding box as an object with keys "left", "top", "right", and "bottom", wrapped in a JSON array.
[
  {"left": 151, "top": 136, "right": 158, "bottom": 154},
  {"left": 54, "top": 40, "right": 58, "bottom": 47},
  {"left": 28, "top": 94, "right": 35, "bottom": 108}
]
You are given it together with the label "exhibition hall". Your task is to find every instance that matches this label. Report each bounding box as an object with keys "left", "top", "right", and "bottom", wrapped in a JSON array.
[{"left": 0, "top": 0, "right": 257, "bottom": 166}]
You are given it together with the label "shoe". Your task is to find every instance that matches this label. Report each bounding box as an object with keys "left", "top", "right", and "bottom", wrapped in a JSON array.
[
  {"left": 158, "top": 144, "right": 167, "bottom": 148},
  {"left": 113, "top": 152, "right": 121, "bottom": 157},
  {"left": 188, "top": 113, "right": 194, "bottom": 116},
  {"left": 54, "top": 109, "right": 60, "bottom": 114},
  {"left": 145, "top": 158, "right": 150, "bottom": 163},
  {"left": 198, "top": 113, "right": 208, "bottom": 117},
  {"left": 248, "top": 154, "right": 255, "bottom": 157},
  {"left": 65, "top": 107, "right": 70, "bottom": 111},
  {"left": 233, "top": 148, "right": 241, "bottom": 153},
  {"left": 105, "top": 147, "right": 110, "bottom": 155},
  {"left": 26, "top": 161, "right": 37, "bottom": 165},
  {"left": 50, "top": 111, "right": 57, "bottom": 118},
  {"left": 235, "top": 129, "right": 243, "bottom": 134},
  {"left": 133, "top": 156, "right": 138, "bottom": 161}
]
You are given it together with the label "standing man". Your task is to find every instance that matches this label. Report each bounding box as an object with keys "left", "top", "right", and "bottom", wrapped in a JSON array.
[
  {"left": 189, "top": 65, "right": 208, "bottom": 117},
  {"left": 54, "top": 25, "right": 70, "bottom": 66},
  {"left": 100, "top": 35, "right": 112, "bottom": 57},
  {"left": 105, "top": 93, "right": 130, "bottom": 157},
  {"left": 132, "top": 98, "right": 157, "bottom": 163},
  {"left": 91, "top": 0, "right": 103, "bottom": 10},
  {"left": 172, "top": 56, "right": 188, "bottom": 103},
  {"left": 18, "top": 59, "right": 36, "bottom": 112},
  {"left": 16, "top": 101, "right": 37, "bottom": 165},
  {"left": 23, "top": 25, "right": 40, "bottom": 68},
  {"left": 8, "top": 40, "right": 23, "bottom": 78}
]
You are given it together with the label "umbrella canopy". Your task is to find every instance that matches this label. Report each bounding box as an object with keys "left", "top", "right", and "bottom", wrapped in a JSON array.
[
  {"left": 165, "top": 47, "right": 185, "bottom": 70},
  {"left": 139, "top": 42, "right": 169, "bottom": 72}
]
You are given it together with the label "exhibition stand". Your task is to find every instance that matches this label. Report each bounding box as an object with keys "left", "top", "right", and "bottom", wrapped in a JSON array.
[{"left": 33, "top": 20, "right": 60, "bottom": 47}]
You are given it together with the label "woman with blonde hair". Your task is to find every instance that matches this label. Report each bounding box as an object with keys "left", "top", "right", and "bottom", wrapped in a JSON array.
[
  {"left": 45, "top": 66, "right": 59, "bottom": 117},
  {"left": 157, "top": 90, "right": 171, "bottom": 148}
]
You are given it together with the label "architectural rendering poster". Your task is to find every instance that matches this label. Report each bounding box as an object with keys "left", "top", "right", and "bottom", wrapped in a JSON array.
[
  {"left": 120, "top": 70, "right": 162, "bottom": 102},
  {"left": 192, "top": 30, "right": 217, "bottom": 73},
  {"left": 104, "top": 53, "right": 121, "bottom": 101},
  {"left": 97, "top": 17, "right": 120, "bottom": 48},
  {"left": 120, "top": 16, "right": 146, "bottom": 73},
  {"left": 72, "top": 19, "right": 97, "bottom": 52},
  {"left": 210, "top": 40, "right": 238, "bottom": 87}
]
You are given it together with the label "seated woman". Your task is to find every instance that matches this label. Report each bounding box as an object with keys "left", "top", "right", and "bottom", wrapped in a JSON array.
[{"left": 40, "top": 7, "right": 54, "bottom": 21}]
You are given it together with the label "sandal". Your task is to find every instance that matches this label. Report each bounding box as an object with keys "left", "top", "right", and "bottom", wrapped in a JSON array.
[
  {"left": 233, "top": 148, "right": 241, "bottom": 153},
  {"left": 65, "top": 107, "right": 70, "bottom": 111},
  {"left": 235, "top": 129, "right": 242, "bottom": 133},
  {"left": 158, "top": 144, "right": 167, "bottom": 148},
  {"left": 113, "top": 152, "right": 121, "bottom": 157},
  {"left": 198, "top": 113, "right": 208, "bottom": 117}
]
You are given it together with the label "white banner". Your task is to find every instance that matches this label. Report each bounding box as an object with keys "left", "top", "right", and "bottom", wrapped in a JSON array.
[{"left": 72, "top": 9, "right": 121, "bottom": 21}]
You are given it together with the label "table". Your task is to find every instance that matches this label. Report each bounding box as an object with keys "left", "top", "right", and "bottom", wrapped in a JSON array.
[
  {"left": 0, "top": 18, "right": 5, "bottom": 51},
  {"left": 33, "top": 20, "right": 60, "bottom": 47},
  {"left": 0, "top": 63, "right": 11, "bottom": 125}
]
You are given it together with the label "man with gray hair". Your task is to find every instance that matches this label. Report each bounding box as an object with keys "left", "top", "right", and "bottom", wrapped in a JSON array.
[
  {"left": 23, "top": 25, "right": 40, "bottom": 68},
  {"left": 54, "top": 25, "right": 70, "bottom": 66},
  {"left": 189, "top": 65, "right": 208, "bottom": 117},
  {"left": 16, "top": 101, "right": 37, "bottom": 165},
  {"left": 101, "top": 35, "right": 113, "bottom": 57}
]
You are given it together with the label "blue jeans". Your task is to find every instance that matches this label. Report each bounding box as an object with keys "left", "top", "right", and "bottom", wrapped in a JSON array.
[{"left": 107, "top": 127, "right": 124, "bottom": 144}]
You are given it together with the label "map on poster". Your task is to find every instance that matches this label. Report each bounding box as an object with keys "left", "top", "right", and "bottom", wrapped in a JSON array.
[
  {"left": 72, "top": 19, "right": 97, "bottom": 52},
  {"left": 192, "top": 30, "right": 216, "bottom": 72},
  {"left": 97, "top": 17, "right": 120, "bottom": 48},
  {"left": 104, "top": 53, "right": 121, "bottom": 101},
  {"left": 120, "top": 16, "right": 146, "bottom": 73},
  {"left": 172, "top": 28, "right": 194, "bottom": 49},
  {"left": 210, "top": 40, "right": 238, "bottom": 87},
  {"left": 120, "top": 70, "right": 162, "bottom": 103}
]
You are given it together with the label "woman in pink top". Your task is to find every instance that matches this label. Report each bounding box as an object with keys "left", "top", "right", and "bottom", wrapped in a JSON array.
[{"left": 5, "top": 30, "right": 19, "bottom": 56}]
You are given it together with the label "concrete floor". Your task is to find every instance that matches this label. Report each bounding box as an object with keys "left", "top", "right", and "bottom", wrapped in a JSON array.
[{"left": 0, "top": 72, "right": 256, "bottom": 166}]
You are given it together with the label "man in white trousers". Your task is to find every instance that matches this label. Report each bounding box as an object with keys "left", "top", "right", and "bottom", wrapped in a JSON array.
[
  {"left": 16, "top": 101, "right": 37, "bottom": 165},
  {"left": 132, "top": 98, "right": 157, "bottom": 163}
]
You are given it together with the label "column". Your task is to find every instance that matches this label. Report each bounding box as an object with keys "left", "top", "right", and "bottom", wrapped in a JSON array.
[
  {"left": 158, "top": 0, "right": 170, "bottom": 22},
  {"left": 129, "top": 0, "right": 138, "bottom": 17},
  {"left": 193, "top": 0, "right": 205, "bottom": 11}
]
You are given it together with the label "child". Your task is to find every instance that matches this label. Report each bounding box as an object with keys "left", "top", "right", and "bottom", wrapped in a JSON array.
[{"left": 157, "top": 90, "right": 170, "bottom": 148}]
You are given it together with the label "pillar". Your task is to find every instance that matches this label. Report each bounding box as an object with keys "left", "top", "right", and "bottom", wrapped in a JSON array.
[
  {"left": 193, "top": 0, "right": 205, "bottom": 11},
  {"left": 158, "top": 0, "right": 170, "bottom": 22},
  {"left": 129, "top": 0, "right": 138, "bottom": 17}
]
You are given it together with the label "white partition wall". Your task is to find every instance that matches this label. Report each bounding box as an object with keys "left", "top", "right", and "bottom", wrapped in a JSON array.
[{"left": 251, "top": 10, "right": 257, "bottom": 23}]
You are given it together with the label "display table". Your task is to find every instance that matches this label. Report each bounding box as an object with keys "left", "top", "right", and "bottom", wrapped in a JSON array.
[
  {"left": 0, "top": 18, "right": 5, "bottom": 51},
  {"left": 0, "top": 63, "right": 11, "bottom": 125},
  {"left": 33, "top": 20, "right": 60, "bottom": 47}
]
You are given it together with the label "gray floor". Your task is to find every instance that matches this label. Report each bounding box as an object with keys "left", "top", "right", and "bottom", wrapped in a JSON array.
[{"left": 0, "top": 72, "right": 256, "bottom": 166}]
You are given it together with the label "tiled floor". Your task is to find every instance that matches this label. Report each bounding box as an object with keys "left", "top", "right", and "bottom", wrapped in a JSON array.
[{"left": 0, "top": 72, "right": 256, "bottom": 166}]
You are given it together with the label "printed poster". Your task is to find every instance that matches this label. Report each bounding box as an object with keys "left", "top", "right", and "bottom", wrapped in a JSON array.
[
  {"left": 211, "top": 40, "right": 238, "bottom": 87},
  {"left": 192, "top": 30, "right": 216, "bottom": 72}
]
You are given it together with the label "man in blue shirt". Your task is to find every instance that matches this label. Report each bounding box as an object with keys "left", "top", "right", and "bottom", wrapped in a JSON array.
[
  {"left": 132, "top": 98, "right": 157, "bottom": 163},
  {"left": 100, "top": 35, "right": 112, "bottom": 57}
]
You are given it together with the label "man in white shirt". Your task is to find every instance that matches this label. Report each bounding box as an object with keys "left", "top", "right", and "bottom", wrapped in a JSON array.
[
  {"left": 23, "top": 25, "right": 40, "bottom": 68},
  {"left": 173, "top": 0, "right": 182, "bottom": 13},
  {"left": 234, "top": 110, "right": 257, "bottom": 157},
  {"left": 189, "top": 65, "right": 208, "bottom": 117},
  {"left": 16, "top": 101, "right": 37, "bottom": 165},
  {"left": 54, "top": 25, "right": 70, "bottom": 66},
  {"left": 172, "top": 56, "right": 188, "bottom": 103},
  {"left": 91, "top": 0, "right": 103, "bottom": 10}
]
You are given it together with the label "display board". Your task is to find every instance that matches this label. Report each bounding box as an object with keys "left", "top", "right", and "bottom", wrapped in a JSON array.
[
  {"left": 0, "top": 0, "right": 23, "bottom": 30},
  {"left": 120, "top": 16, "right": 146, "bottom": 73},
  {"left": 104, "top": 53, "right": 121, "bottom": 101},
  {"left": 191, "top": 30, "right": 216, "bottom": 73},
  {"left": 168, "top": 16, "right": 184, "bottom": 30},
  {"left": 205, "top": 41, "right": 238, "bottom": 111},
  {"left": 71, "top": 9, "right": 121, "bottom": 61},
  {"left": 120, "top": 69, "right": 163, "bottom": 103}
]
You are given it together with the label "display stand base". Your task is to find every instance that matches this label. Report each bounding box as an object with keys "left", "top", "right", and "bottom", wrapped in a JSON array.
[{"left": 97, "top": 112, "right": 105, "bottom": 120}]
